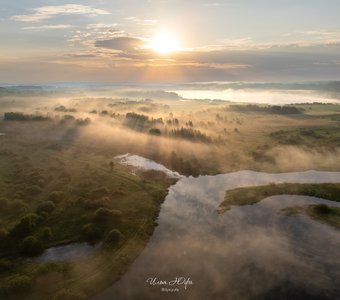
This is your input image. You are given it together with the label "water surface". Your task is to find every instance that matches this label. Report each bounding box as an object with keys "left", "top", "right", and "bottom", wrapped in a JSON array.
[
  {"left": 34, "top": 242, "right": 100, "bottom": 262},
  {"left": 115, "top": 153, "right": 184, "bottom": 178}
]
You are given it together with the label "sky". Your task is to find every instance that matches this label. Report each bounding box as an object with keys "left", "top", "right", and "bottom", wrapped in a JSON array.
[{"left": 1, "top": 0, "right": 340, "bottom": 83}]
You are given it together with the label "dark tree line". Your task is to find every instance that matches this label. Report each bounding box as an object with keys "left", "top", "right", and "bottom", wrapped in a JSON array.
[
  {"left": 169, "top": 127, "right": 212, "bottom": 143},
  {"left": 228, "top": 104, "right": 302, "bottom": 114},
  {"left": 4, "top": 112, "right": 51, "bottom": 121}
]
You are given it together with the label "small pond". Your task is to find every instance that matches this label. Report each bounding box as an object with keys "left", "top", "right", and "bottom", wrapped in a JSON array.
[
  {"left": 115, "top": 154, "right": 184, "bottom": 179},
  {"left": 33, "top": 242, "right": 101, "bottom": 262}
]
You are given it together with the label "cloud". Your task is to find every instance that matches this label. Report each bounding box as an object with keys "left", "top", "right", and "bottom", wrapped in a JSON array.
[
  {"left": 87, "top": 23, "right": 119, "bottom": 30},
  {"left": 23, "top": 24, "right": 75, "bottom": 31},
  {"left": 68, "top": 27, "right": 124, "bottom": 46},
  {"left": 298, "top": 30, "right": 340, "bottom": 46},
  {"left": 64, "top": 24, "right": 340, "bottom": 83},
  {"left": 63, "top": 53, "right": 97, "bottom": 58},
  {"left": 0, "top": 54, "right": 17, "bottom": 62},
  {"left": 95, "top": 37, "right": 144, "bottom": 51},
  {"left": 126, "top": 17, "right": 158, "bottom": 26},
  {"left": 11, "top": 4, "right": 110, "bottom": 23},
  {"left": 197, "top": 31, "right": 340, "bottom": 53}
]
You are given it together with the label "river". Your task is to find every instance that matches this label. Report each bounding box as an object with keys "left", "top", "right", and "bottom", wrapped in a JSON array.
[{"left": 94, "top": 168, "right": 340, "bottom": 300}]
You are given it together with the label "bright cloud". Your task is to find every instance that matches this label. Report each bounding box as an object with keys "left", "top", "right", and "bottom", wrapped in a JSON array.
[
  {"left": 11, "top": 4, "right": 111, "bottom": 23},
  {"left": 23, "top": 24, "right": 75, "bottom": 31}
]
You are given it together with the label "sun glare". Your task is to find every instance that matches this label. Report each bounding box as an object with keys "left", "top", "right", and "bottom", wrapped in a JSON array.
[{"left": 149, "top": 31, "right": 180, "bottom": 55}]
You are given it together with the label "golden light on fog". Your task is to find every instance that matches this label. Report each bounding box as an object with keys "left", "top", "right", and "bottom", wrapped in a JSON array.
[{"left": 149, "top": 30, "right": 180, "bottom": 55}]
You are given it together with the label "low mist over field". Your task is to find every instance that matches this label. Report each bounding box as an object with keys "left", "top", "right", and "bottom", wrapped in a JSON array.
[{"left": 1, "top": 83, "right": 340, "bottom": 176}]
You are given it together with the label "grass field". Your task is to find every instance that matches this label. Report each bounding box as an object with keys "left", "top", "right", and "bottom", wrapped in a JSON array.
[{"left": 0, "top": 120, "right": 175, "bottom": 299}]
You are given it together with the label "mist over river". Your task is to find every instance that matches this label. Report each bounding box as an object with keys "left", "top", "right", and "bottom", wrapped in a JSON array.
[
  {"left": 95, "top": 169, "right": 340, "bottom": 300},
  {"left": 172, "top": 89, "right": 340, "bottom": 104}
]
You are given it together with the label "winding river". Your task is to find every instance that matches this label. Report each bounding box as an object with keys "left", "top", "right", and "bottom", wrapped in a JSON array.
[{"left": 94, "top": 167, "right": 340, "bottom": 300}]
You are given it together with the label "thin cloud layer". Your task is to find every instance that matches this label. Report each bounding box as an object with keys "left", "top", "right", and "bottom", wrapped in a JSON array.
[
  {"left": 11, "top": 4, "right": 110, "bottom": 22},
  {"left": 23, "top": 24, "right": 75, "bottom": 31}
]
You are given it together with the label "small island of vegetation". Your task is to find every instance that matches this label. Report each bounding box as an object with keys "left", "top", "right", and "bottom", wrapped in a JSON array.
[{"left": 219, "top": 183, "right": 340, "bottom": 228}]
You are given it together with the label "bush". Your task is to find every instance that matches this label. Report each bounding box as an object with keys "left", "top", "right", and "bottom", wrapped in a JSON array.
[
  {"left": 36, "top": 201, "right": 56, "bottom": 214},
  {"left": 0, "top": 259, "right": 11, "bottom": 273},
  {"left": 38, "top": 227, "right": 53, "bottom": 241},
  {"left": 8, "top": 199, "right": 26, "bottom": 213},
  {"left": 11, "top": 213, "right": 41, "bottom": 237},
  {"left": 25, "top": 185, "right": 42, "bottom": 196},
  {"left": 33, "top": 262, "right": 69, "bottom": 276},
  {"left": 95, "top": 208, "right": 122, "bottom": 223},
  {"left": 0, "top": 227, "right": 8, "bottom": 241},
  {"left": 4, "top": 275, "right": 33, "bottom": 292},
  {"left": 52, "top": 289, "right": 86, "bottom": 300},
  {"left": 48, "top": 191, "right": 64, "bottom": 203},
  {"left": 314, "top": 204, "right": 331, "bottom": 214},
  {"left": 20, "top": 236, "right": 44, "bottom": 257},
  {"left": 0, "top": 197, "right": 9, "bottom": 211},
  {"left": 104, "top": 229, "right": 122, "bottom": 248},
  {"left": 84, "top": 199, "right": 105, "bottom": 210},
  {"left": 91, "top": 187, "right": 109, "bottom": 199},
  {"left": 82, "top": 223, "right": 102, "bottom": 243}
]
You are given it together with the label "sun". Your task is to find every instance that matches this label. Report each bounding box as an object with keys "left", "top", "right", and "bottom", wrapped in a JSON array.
[{"left": 149, "top": 31, "right": 180, "bottom": 55}]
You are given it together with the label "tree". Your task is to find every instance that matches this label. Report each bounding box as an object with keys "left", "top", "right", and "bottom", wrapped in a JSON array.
[
  {"left": 82, "top": 223, "right": 102, "bottom": 243},
  {"left": 20, "top": 236, "right": 43, "bottom": 257},
  {"left": 95, "top": 208, "right": 122, "bottom": 224},
  {"left": 149, "top": 128, "right": 161, "bottom": 136},
  {"left": 25, "top": 185, "right": 42, "bottom": 196},
  {"left": 104, "top": 229, "right": 122, "bottom": 248},
  {"left": 11, "top": 213, "right": 41, "bottom": 237},
  {"left": 38, "top": 227, "right": 53, "bottom": 241},
  {"left": 48, "top": 191, "right": 64, "bottom": 203},
  {"left": 0, "top": 197, "right": 9, "bottom": 211},
  {"left": 36, "top": 201, "right": 55, "bottom": 214},
  {"left": 0, "top": 227, "right": 8, "bottom": 241}
]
